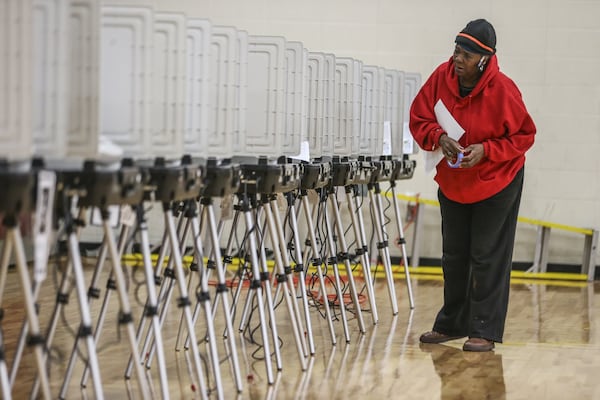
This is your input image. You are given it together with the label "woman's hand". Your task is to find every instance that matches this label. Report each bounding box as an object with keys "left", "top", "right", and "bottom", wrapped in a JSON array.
[
  {"left": 460, "top": 143, "right": 485, "bottom": 168},
  {"left": 439, "top": 134, "right": 464, "bottom": 162},
  {"left": 439, "top": 135, "right": 485, "bottom": 168}
]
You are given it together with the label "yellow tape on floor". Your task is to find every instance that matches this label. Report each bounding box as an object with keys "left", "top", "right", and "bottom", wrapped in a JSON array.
[{"left": 121, "top": 254, "right": 587, "bottom": 285}]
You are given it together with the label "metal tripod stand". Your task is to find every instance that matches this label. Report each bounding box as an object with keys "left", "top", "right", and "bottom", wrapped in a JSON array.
[
  {"left": 123, "top": 157, "right": 214, "bottom": 399},
  {"left": 281, "top": 190, "right": 316, "bottom": 356},
  {"left": 297, "top": 187, "right": 337, "bottom": 346},
  {"left": 366, "top": 157, "right": 400, "bottom": 315},
  {"left": 0, "top": 164, "right": 52, "bottom": 400},
  {"left": 229, "top": 159, "right": 309, "bottom": 381},
  {"left": 172, "top": 159, "right": 244, "bottom": 396},
  {"left": 30, "top": 169, "right": 104, "bottom": 399},
  {"left": 229, "top": 192, "right": 278, "bottom": 383},
  {"left": 75, "top": 160, "right": 151, "bottom": 398},
  {"left": 58, "top": 221, "right": 134, "bottom": 398},
  {"left": 389, "top": 156, "right": 417, "bottom": 309},
  {"left": 337, "top": 159, "right": 379, "bottom": 316}
]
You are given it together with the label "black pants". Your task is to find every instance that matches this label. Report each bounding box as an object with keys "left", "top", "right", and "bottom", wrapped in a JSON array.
[{"left": 433, "top": 167, "right": 524, "bottom": 342}]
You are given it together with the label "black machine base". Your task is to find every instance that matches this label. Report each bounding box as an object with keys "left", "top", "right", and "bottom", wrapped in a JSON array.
[
  {"left": 202, "top": 158, "right": 241, "bottom": 198},
  {"left": 330, "top": 156, "right": 373, "bottom": 187},
  {"left": 75, "top": 160, "right": 146, "bottom": 208},
  {"left": 300, "top": 161, "right": 331, "bottom": 190},
  {"left": 391, "top": 155, "right": 416, "bottom": 181},
  {"left": 0, "top": 161, "right": 35, "bottom": 215},
  {"left": 239, "top": 157, "right": 301, "bottom": 195},
  {"left": 145, "top": 155, "right": 204, "bottom": 203}
]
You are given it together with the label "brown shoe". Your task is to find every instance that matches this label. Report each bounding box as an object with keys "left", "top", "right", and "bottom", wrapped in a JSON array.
[
  {"left": 419, "top": 331, "right": 464, "bottom": 344},
  {"left": 463, "top": 337, "right": 495, "bottom": 352}
]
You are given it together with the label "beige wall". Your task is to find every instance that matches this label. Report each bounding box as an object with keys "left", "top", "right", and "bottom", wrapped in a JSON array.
[{"left": 109, "top": 0, "right": 600, "bottom": 266}]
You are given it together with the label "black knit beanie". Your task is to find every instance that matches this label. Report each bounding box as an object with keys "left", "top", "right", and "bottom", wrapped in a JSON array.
[{"left": 455, "top": 19, "right": 496, "bottom": 55}]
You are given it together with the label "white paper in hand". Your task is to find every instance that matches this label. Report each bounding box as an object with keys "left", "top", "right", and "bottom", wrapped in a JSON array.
[{"left": 424, "top": 99, "right": 465, "bottom": 173}]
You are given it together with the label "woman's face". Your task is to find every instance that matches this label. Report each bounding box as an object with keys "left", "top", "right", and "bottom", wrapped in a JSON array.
[{"left": 453, "top": 44, "right": 483, "bottom": 85}]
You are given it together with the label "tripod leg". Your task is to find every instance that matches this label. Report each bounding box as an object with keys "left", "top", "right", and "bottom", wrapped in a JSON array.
[
  {"left": 175, "top": 208, "right": 199, "bottom": 351},
  {"left": 354, "top": 190, "right": 374, "bottom": 276},
  {"left": 266, "top": 198, "right": 308, "bottom": 366},
  {"left": 238, "top": 201, "right": 268, "bottom": 332},
  {"left": 182, "top": 199, "right": 221, "bottom": 350},
  {"left": 271, "top": 196, "right": 312, "bottom": 350},
  {"left": 211, "top": 210, "right": 240, "bottom": 321},
  {"left": 62, "top": 222, "right": 105, "bottom": 399},
  {"left": 164, "top": 204, "right": 209, "bottom": 399},
  {"left": 368, "top": 186, "right": 399, "bottom": 315},
  {"left": 0, "top": 327, "right": 11, "bottom": 400},
  {"left": 152, "top": 203, "right": 186, "bottom": 280},
  {"left": 153, "top": 204, "right": 185, "bottom": 284},
  {"left": 0, "top": 235, "right": 13, "bottom": 399},
  {"left": 286, "top": 195, "right": 316, "bottom": 356},
  {"left": 124, "top": 222, "right": 172, "bottom": 379},
  {"left": 73, "top": 226, "right": 129, "bottom": 392},
  {"left": 250, "top": 205, "right": 283, "bottom": 373},
  {"left": 221, "top": 211, "right": 245, "bottom": 323},
  {"left": 201, "top": 204, "right": 223, "bottom": 286},
  {"left": 189, "top": 205, "right": 224, "bottom": 398},
  {"left": 9, "top": 280, "right": 42, "bottom": 387},
  {"left": 322, "top": 202, "right": 352, "bottom": 343},
  {"left": 296, "top": 203, "right": 313, "bottom": 276},
  {"left": 328, "top": 193, "right": 366, "bottom": 334},
  {"left": 137, "top": 207, "right": 170, "bottom": 399},
  {"left": 390, "top": 182, "right": 415, "bottom": 309},
  {"left": 345, "top": 186, "right": 378, "bottom": 324},
  {"left": 0, "top": 233, "right": 12, "bottom": 307},
  {"left": 33, "top": 208, "right": 88, "bottom": 399},
  {"left": 101, "top": 214, "right": 151, "bottom": 398},
  {"left": 301, "top": 193, "right": 337, "bottom": 345},
  {"left": 375, "top": 187, "right": 400, "bottom": 312},
  {"left": 237, "top": 260, "right": 255, "bottom": 333},
  {"left": 241, "top": 200, "right": 275, "bottom": 384},
  {"left": 6, "top": 223, "right": 51, "bottom": 399},
  {"left": 126, "top": 230, "right": 176, "bottom": 379},
  {"left": 143, "top": 205, "right": 186, "bottom": 354},
  {"left": 153, "top": 230, "right": 169, "bottom": 278},
  {"left": 204, "top": 201, "right": 243, "bottom": 393},
  {"left": 144, "top": 208, "right": 192, "bottom": 370},
  {"left": 237, "top": 204, "right": 268, "bottom": 333},
  {"left": 189, "top": 204, "right": 242, "bottom": 346}
]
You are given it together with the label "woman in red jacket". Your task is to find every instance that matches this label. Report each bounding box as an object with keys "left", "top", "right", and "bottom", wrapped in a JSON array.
[{"left": 410, "top": 19, "right": 536, "bottom": 351}]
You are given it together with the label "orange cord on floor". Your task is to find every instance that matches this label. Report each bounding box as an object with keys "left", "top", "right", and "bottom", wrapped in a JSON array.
[{"left": 207, "top": 274, "right": 368, "bottom": 305}]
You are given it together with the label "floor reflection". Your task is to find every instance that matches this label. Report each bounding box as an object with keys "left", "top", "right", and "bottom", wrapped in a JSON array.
[
  {"left": 421, "top": 343, "right": 506, "bottom": 400},
  {"left": 5, "top": 266, "right": 600, "bottom": 399}
]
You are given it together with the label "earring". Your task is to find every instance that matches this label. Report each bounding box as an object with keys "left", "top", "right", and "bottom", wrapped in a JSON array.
[{"left": 478, "top": 57, "right": 486, "bottom": 72}]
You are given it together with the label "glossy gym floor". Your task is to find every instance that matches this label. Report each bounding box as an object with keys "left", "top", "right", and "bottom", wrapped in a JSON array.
[{"left": 3, "top": 263, "right": 599, "bottom": 399}]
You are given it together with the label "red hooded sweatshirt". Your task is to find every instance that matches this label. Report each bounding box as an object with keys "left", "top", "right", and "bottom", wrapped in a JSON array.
[{"left": 409, "top": 55, "right": 536, "bottom": 204}]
